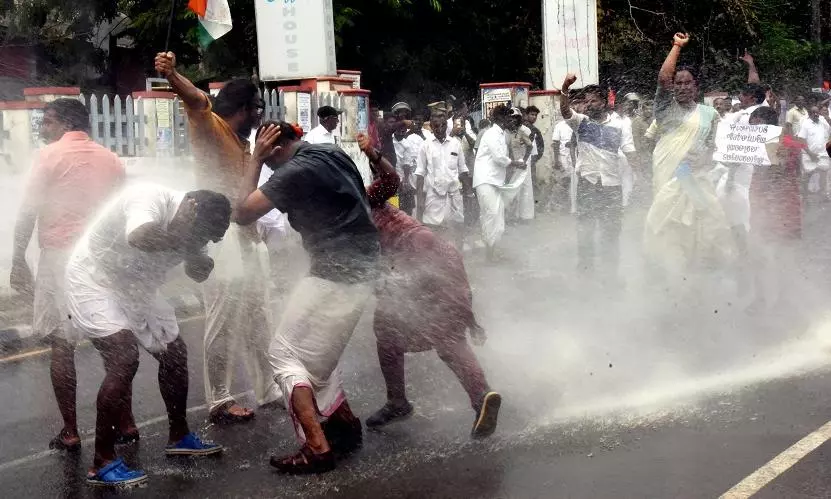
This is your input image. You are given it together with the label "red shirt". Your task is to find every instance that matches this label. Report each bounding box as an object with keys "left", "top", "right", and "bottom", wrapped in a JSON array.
[{"left": 26, "top": 131, "right": 125, "bottom": 249}]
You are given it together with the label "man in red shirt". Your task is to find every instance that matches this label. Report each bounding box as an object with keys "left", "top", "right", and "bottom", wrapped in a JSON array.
[{"left": 11, "top": 98, "right": 126, "bottom": 451}]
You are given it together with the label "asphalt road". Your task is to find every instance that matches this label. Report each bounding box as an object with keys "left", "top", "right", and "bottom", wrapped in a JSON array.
[{"left": 3, "top": 206, "right": 831, "bottom": 497}]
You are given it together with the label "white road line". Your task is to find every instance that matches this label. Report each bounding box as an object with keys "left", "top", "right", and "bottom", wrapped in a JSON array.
[
  {"left": 720, "top": 419, "right": 831, "bottom": 498},
  {"left": 0, "top": 389, "right": 246, "bottom": 474}
]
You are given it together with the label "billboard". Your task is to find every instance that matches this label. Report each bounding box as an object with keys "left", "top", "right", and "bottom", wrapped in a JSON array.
[
  {"left": 255, "top": 0, "right": 338, "bottom": 81},
  {"left": 542, "top": 0, "right": 599, "bottom": 90}
]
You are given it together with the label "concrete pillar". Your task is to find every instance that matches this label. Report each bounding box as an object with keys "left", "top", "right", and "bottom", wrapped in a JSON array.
[{"left": 0, "top": 101, "right": 46, "bottom": 174}]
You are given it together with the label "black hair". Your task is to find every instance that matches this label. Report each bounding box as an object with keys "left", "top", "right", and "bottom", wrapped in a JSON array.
[
  {"left": 490, "top": 104, "right": 511, "bottom": 121},
  {"left": 675, "top": 66, "right": 700, "bottom": 83},
  {"left": 44, "top": 98, "right": 89, "bottom": 132},
  {"left": 525, "top": 105, "right": 540, "bottom": 114},
  {"left": 742, "top": 84, "right": 767, "bottom": 105},
  {"left": 479, "top": 118, "right": 491, "bottom": 128},
  {"left": 749, "top": 106, "right": 779, "bottom": 126},
  {"left": 186, "top": 190, "right": 232, "bottom": 239},
  {"left": 581, "top": 84, "right": 608, "bottom": 102},
  {"left": 214, "top": 79, "right": 259, "bottom": 119}
]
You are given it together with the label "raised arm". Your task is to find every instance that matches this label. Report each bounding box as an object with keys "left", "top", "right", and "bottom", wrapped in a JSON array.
[
  {"left": 358, "top": 133, "right": 400, "bottom": 208},
  {"left": 659, "top": 33, "right": 689, "bottom": 90},
  {"left": 560, "top": 73, "right": 578, "bottom": 120},
  {"left": 234, "top": 125, "right": 282, "bottom": 225},
  {"left": 155, "top": 51, "right": 208, "bottom": 110},
  {"left": 739, "top": 50, "right": 761, "bottom": 84}
]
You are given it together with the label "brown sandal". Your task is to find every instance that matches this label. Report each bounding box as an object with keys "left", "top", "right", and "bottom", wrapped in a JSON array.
[
  {"left": 209, "top": 401, "right": 255, "bottom": 425},
  {"left": 269, "top": 445, "right": 335, "bottom": 475}
]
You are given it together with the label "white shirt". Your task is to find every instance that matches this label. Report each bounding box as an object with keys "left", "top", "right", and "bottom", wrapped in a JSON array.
[
  {"left": 304, "top": 124, "right": 337, "bottom": 145},
  {"left": 797, "top": 117, "right": 831, "bottom": 167},
  {"left": 70, "top": 184, "right": 188, "bottom": 299},
  {"left": 551, "top": 121, "right": 575, "bottom": 173},
  {"left": 566, "top": 112, "right": 635, "bottom": 186},
  {"left": 415, "top": 135, "right": 468, "bottom": 196},
  {"left": 731, "top": 103, "right": 768, "bottom": 125},
  {"left": 473, "top": 124, "right": 512, "bottom": 188},
  {"left": 393, "top": 133, "right": 424, "bottom": 180},
  {"left": 256, "top": 166, "right": 287, "bottom": 243},
  {"left": 786, "top": 107, "right": 808, "bottom": 135}
]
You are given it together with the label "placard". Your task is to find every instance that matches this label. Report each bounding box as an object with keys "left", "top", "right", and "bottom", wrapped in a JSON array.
[
  {"left": 297, "top": 93, "right": 312, "bottom": 132},
  {"left": 482, "top": 88, "right": 512, "bottom": 119},
  {"left": 713, "top": 122, "right": 782, "bottom": 166},
  {"left": 542, "top": 0, "right": 599, "bottom": 89}
]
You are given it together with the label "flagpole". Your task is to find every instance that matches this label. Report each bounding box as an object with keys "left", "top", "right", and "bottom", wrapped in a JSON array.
[{"left": 164, "top": 0, "right": 177, "bottom": 52}]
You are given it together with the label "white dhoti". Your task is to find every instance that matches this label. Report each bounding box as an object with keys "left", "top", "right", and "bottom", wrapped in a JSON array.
[
  {"left": 476, "top": 170, "right": 527, "bottom": 247},
  {"left": 422, "top": 189, "right": 465, "bottom": 226},
  {"left": 713, "top": 163, "right": 754, "bottom": 231},
  {"left": 33, "top": 249, "right": 81, "bottom": 343},
  {"left": 510, "top": 169, "right": 535, "bottom": 220},
  {"left": 202, "top": 224, "right": 282, "bottom": 410},
  {"left": 65, "top": 258, "right": 178, "bottom": 354},
  {"left": 268, "top": 276, "right": 372, "bottom": 443}
]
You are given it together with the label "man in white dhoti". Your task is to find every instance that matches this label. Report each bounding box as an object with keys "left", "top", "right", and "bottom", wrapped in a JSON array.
[
  {"left": 472, "top": 105, "right": 529, "bottom": 261},
  {"left": 235, "top": 122, "right": 379, "bottom": 475},
  {"left": 415, "top": 103, "right": 472, "bottom": 249},
  {"left": 66, "top": 184, "right": 226, "bottom": 487}
]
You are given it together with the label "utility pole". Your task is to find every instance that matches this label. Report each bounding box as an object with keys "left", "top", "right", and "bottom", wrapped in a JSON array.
[{"left": 812, "top": 0, "right": 823, "bottom": 85}]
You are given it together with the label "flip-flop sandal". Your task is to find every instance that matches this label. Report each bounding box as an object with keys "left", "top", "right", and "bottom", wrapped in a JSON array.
[
  {"left": 86, "top": 458, "right": 148, "bottom": 488},
  {"left": 165, "top": 432, "right": 224, "bottom": 457},
  {"left": 49, "top": 431, "right": 81, "bottom": 452},
  {"left": 270, "top": 445, "right": 335, "bottom": 475},
  {"left": 471, "top": 391, "right": 502, "bottom": 439},
  {"left": 209, "top": 402, "right": 255, "bottom": 425},
  {"left": 115, "top": 430, "right": 140, "bottom": 445}
]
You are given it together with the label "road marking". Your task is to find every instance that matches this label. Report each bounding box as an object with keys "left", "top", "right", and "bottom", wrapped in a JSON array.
[
  {"left": 0, "top": 316, "right": 206, "bottom": 365},
  {"left": 0, "top": 389, "right": 247, "bottom": 474},
  {"left": 720, "top": 419, "right": 831, "bottom": 498}
]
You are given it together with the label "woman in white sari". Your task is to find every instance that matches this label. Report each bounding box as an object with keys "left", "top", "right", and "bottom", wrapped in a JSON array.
[{"left": 644, "top": 33, "right": 734, "bottom": 276}]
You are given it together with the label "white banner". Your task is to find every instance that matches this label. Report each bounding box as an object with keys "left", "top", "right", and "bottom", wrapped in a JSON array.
[
  {"left": 542, "top": 0, "right": 599, "bottom": 90},
  {"left": 713, "top": 122, "right": 782, "bottom": 166},
  {"left": 254, "top": 0, "right": 337, "bottom": 81}
]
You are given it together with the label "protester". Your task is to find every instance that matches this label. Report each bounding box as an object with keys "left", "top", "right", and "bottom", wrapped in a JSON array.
[
  {"left": 155, "top": 51, "right": 280, "bottom": 424},
  {"left": 305, "top": 106, "right": 342, "bottom": 145},
  {"left": 472, "top": 105, "right": 528, "bottom": 261},
  {"left": 786, "top": 96, "right": 808, "bottom": 135},
  {"left": 474, "top": 118, "right": 492, "bottom": 155},
  {"left": 551, "top": 116, "right": 577, "bottom": 213},
  {"left": 11, "top": 99, "right": 126, "bottom": 452},
  {"left": 415, "top": 102, "right": 471, "bottom": 248},
  {"left": 66, "top": 184, "right": 228, "bottom": 487},
  {"left": 507, "top": 108, "right": 535, "bottom": 222},
  {"left": 747, "top": 106, "right": 803, "bottom": 311},
  {"left": 713, "top": 98, "right": 732, "bottom": 118},
  {"left": 355, "top": 133, "right": 501, "bottom": 437},
  {"left": 732, "top": 83, "right": 769, "bottom": 124},
  {"left": 797, "top": 106, "right": 831, "bottom": 197},
  {"left": 392, "top": 115, "right": 422, "bottom": 215},
  {"left": 643, "top": 33, "right": 734, "bottom": 277},
  {"left": 560, "top": 75, "right": 636, "bottom": 279},
  {"left": 523, "top": 106, "right": 545, "bottom": 197},
  {"left": 234, "top": 122, "right": 379, "bottom": 474}
]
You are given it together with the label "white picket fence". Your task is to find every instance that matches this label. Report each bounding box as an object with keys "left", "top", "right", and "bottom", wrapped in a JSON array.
[{"left": 73, "top": 89, "right": 296, "bottom": 157}]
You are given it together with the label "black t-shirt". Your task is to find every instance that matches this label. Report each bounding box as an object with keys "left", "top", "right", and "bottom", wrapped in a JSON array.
[{"left": 260, "top": 143, "right": 380, "bottom": 283}]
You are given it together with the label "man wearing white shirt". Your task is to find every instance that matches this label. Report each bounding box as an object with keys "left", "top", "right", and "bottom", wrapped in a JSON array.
[
  {"left": 786, "top": 96, "right": 808, "bottom": 135},
  {"left": 560, "top": 75, "right": 636, "bottom": 277},
  {"left": 551, "top": 119, "right": 577, "bottom": 212},
  {"left": 798, "top": 106, "right": 831, "bottom": 196},
  {"left": 472, "top": 105, "right": 527, "bottom": 261},
  {"left": 416, "top": 104, "right": 471, "bottom": 248},
  {"left": 304, "top": 106, "right": 341, "bottom": 145},
  {"left": 392, "top": 120, "right": 423, "bottom": 215},
  {"left": 732, "top": 84, "right": 768, "bottom": 125}
]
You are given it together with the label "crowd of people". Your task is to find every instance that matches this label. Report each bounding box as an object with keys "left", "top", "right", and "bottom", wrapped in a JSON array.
[{"left": 9, "top": 33, "right": 831, "bottom": 487}]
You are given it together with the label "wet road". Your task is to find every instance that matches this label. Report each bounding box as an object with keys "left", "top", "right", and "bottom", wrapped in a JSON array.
[{"left": 3, "top": 208, "right": 831, "bottom": 497}]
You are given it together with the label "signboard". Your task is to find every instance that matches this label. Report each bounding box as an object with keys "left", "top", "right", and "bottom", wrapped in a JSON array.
[
  {"left": 297, "top": 92, "right": 312, "bottom": 132},
  {"left": 713, "top": 122, "right": 782, "bottom": 166},
  {"left": 338, "top": 72, "right": 361, "bottom": 89},
  {"left": 542, "top": 0, "right": 599, "bottom": 90},
  {"left": 255, "top": 0, "right": 337, "bottom": 81},
  {"left": 356, "top": 95, "right": 368, "bottom": 134},
  {"left": 481, "top": 88, "right": 512, "bottom": 119}
]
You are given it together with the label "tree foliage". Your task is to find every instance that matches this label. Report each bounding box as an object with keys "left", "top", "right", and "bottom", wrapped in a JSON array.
[{"left": 1, "top": 0, "right": 827, "bottom": 103}]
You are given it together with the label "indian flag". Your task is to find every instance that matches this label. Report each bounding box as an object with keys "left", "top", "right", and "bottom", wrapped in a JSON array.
[{"left": 188, "top": 0, "right": 233, "bottom": 46}]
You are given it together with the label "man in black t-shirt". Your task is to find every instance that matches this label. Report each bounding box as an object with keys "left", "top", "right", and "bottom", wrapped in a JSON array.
[{"left": 235, "top": 121, "right": 379, "bottom": 475}]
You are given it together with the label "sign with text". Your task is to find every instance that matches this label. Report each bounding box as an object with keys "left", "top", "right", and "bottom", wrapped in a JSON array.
[
  {"left": 542, "top": 0, "right": 599, "bottom": 90},
  {"left": 255, "top": 0, "right": 337, "bottom": 81},
  {"left": 713, "top": 122, "right": 782, "bottom": 166},
  {"left": 481, "top": 87, "right": 512, "bottom": 119},
  {"left": 297, "top": 92, "right": 312, "bottom": 132}
]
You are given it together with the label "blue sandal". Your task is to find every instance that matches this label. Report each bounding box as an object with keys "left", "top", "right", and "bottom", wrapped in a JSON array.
[
  {"left": 165, "top": 433, "right": 224, "bottom": 456},
  {"left": 86, "top": 458, "right": 148, "bottom": 488}
]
